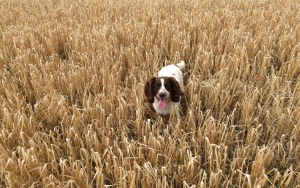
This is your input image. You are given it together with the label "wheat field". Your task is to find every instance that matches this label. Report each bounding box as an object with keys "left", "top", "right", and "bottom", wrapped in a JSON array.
[{"left": 1, "top": 0, "right": 300, "bottom": 187}]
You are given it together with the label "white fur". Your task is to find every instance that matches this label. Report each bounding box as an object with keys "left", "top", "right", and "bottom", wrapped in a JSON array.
[{"left": 157, "top": 60, "right": 185, "bottom": 92}]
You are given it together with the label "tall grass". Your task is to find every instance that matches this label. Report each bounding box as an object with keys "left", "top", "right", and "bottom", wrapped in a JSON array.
[{"left": 1, "top": 0, "right": 300, "bottom": 187}]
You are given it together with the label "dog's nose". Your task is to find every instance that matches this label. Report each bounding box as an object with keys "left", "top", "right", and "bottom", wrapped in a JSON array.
[{"left": 159, "top": 93, "right": 166, "bottom": 98}]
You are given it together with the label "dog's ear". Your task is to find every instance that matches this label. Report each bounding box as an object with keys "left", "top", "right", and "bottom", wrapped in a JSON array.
[
  {"left": 169, "top": 77, "right": 183, "bottom": 102},
  {"left": 144, "top": 77, "right": 156, "bottom": 103}
]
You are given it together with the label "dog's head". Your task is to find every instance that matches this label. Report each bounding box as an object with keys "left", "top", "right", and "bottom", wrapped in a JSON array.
[{"left": 144, "top": 77, "right": 183, "bottom": 108}]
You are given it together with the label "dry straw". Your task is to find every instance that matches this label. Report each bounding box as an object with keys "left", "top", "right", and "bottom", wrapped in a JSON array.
[{"left": 1, "top": 0, "right": 300, "bottom": 187}]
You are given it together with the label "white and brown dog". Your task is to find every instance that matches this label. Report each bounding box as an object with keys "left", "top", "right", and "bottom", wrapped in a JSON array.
[{"left": 144, "top": 61, "right": 185, "bottom": 115}]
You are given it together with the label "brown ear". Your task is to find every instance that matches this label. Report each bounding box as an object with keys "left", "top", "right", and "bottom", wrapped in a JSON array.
[
  {"left": 170, "top": 77, "right": 183, "bottom": 102},
  {"left": 144, "top": 77, "right": 156, "bottom": 103}
]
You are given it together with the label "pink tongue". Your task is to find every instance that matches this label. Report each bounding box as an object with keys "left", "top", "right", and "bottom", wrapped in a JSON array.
[{"left": 158, "top": 99, "right": 167, "bottom": 108}]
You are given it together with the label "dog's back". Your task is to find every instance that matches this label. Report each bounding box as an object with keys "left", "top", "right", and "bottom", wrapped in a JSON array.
[{"left": 158, "top": 61, "right": 185, "bottom": 91}]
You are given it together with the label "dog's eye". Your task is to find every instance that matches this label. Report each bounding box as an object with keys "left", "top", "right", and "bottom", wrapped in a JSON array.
[
  {"left": 164, "top": 83, "right": 170, "bottom": 89},
  {"left": 155, "top": 83, "right": 161, "bottom": 89}
]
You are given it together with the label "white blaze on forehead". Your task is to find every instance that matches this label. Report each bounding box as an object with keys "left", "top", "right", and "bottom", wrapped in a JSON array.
[{"left": 158, "top": 78, "right": 167, "bottom": 94}]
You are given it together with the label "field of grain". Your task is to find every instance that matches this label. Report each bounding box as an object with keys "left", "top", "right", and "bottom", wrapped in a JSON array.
[{"left": 1, "top": 0, "right": 300, "bottom": 187}]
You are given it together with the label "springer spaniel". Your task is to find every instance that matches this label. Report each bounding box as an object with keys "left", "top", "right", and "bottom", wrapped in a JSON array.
[{"left": 144, "top": 61, "right": 185, "bottom": 115}]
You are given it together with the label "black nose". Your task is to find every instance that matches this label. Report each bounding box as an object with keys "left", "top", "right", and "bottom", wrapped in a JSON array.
[{"left": 159, "top": 93, "right": 166, "bottom": 98}]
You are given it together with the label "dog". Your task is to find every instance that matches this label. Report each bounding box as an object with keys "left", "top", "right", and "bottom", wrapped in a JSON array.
[{"left": 144, "top": 61, "right": 185, "bottom": 115}]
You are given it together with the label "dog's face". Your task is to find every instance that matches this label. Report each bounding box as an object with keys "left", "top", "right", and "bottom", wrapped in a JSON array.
[{"left": 144, "top": 77, "right": 183, "bottom": 108}]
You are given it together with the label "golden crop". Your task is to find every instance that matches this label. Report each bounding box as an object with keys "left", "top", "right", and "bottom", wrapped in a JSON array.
[{"left": 1, "top": 0, "right": 300, "bottom": 187}]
